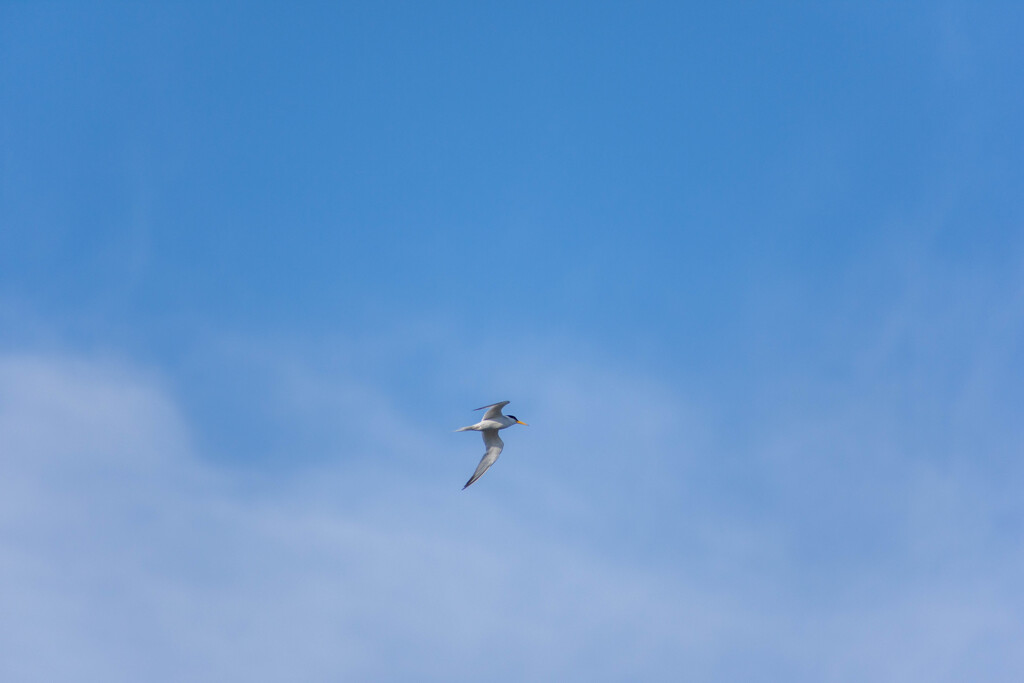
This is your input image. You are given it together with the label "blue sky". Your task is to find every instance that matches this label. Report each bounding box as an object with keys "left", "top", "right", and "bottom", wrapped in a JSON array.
[{"left": 2, "top": 2, "right": 1023, "bottom": 681}]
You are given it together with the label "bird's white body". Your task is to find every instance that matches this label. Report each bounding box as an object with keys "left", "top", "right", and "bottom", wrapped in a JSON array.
[
  {"left": 456, "top": 401, "right": 527, "bottom": 489},
  {"left": 456, "top": 415, "right": 520, "bottom": 432}
]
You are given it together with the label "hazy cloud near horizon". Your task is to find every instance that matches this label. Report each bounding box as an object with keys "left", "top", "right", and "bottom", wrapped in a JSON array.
[{"left": 1, "top": 332, "right": 1021, "bottom": 681}]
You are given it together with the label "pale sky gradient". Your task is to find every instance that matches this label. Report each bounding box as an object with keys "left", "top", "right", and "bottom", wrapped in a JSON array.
[{"left": 2, "top": 2, "right": 1023, "bottom": 681}]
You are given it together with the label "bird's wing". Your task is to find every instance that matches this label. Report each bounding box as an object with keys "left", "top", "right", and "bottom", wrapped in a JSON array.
[
  {"left": 474, "top": 400, "right": 510, "bottom": 421},
  {"left": 463, "top": 430, "right": 504, "bottom": 489}
]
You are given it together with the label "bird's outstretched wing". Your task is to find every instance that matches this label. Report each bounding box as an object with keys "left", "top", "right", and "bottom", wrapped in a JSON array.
[
  {"left": 463, "top": 430, "right": 504, "bottom": 489},
  {"left": 474, "top": 400, "right": 510, "bottom": 421}
]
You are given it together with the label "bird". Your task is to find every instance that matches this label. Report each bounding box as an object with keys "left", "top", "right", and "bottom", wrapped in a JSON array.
[{"left": 455, "top": 400, "right": 528, "bottom": 489}]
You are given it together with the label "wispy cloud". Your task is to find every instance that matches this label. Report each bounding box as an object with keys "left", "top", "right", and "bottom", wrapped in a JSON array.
[{"left": 1, "top": 332, "right": 1022, "bottom": 681}]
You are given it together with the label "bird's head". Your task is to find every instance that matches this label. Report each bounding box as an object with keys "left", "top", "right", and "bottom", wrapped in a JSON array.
[{"left": 508, "top": 415, "right": 528, "bottom": 426}]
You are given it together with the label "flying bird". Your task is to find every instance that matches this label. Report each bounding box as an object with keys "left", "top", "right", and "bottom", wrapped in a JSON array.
[{"left": 455, "top": 400, "right": 528, "bottom": 489}]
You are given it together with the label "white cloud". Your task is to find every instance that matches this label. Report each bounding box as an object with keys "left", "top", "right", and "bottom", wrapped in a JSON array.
[{"left": 1, "top": 349, "right": 1022, "bottom": 682}]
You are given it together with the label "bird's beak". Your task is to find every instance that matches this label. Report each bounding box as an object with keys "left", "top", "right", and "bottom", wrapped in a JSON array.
[{"left": 516, "top": 420, "right": 529, "bottom": 426}]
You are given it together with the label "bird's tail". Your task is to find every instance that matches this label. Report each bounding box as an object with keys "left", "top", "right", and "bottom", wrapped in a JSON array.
[{"left": 454, "top": 425, "right": 475, "bottom": 432}]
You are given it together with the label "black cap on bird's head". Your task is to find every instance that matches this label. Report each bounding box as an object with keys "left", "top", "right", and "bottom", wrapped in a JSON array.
[{"left": 509, "top": 415, "right": 528, "bottom": 425}]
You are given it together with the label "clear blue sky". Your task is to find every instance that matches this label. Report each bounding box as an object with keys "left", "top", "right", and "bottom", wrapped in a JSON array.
[{"left": 2, "top": 2, "right": 1023, "bottom": 681}]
